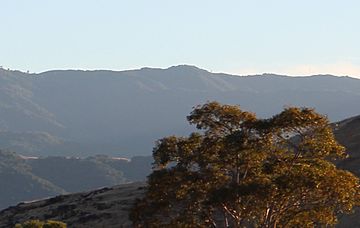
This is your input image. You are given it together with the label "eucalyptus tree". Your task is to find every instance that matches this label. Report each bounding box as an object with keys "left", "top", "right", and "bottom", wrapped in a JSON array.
[{"left": 131, "top": 102, "right": 360, "bottom": 227}]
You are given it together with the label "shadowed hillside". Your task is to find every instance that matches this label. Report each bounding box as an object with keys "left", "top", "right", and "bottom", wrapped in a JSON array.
[
  {"left": 334, "top": 115, "right": 360, "bottom": 173},
  {"left": 333, "top": 115, "right": 360, "bottom": 227},
  {"left": 0, "top": 183, "right": 145, "bottom": 228}
]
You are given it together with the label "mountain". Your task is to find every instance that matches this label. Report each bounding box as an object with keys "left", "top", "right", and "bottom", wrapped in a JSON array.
[
  {"left": 27, "top": 155, "right": 152, "bottom": 192},
  {"left": 1, "top": 66, "right": 360, "bottom": 157},
  {"left": 0, "top": 69, "right": 62, "bottom": 133},
  {"left": 0, "top": 149, "right": 152, "bottom": 210},
  {"left": 0, "top": 131, "right": 65, "bottom": 156},
  {"left": 0, "top": 150, "right": 66, "bottom": 210}
]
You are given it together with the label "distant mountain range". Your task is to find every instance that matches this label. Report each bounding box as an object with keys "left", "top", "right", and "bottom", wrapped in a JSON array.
[{"left": 1, "top": 66, "right": 360, "bottom": 157}]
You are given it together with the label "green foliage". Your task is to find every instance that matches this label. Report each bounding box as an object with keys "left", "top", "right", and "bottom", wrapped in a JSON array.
[
  {"left": 131, "top": 101, "right": 360, "bottom": 227},
  {"left": 15, "top": 220, "right": 66, "bottom": 228}
]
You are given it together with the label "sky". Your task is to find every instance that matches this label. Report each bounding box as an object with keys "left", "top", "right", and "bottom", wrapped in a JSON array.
[{"left": 1, "top": 0, "right": 360, "bottom": 77}]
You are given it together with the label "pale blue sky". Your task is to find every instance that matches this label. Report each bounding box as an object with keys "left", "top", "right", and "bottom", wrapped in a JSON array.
[{"left": 1, "top": 0, "right": 360, "bottom": 77}]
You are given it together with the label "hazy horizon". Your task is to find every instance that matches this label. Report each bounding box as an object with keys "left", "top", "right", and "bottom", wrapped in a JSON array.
[
  {"left": 2, "top": 64, "right": 360, "bottom": 80},
  {"left": 1, "top": 1, "right": 360, "bottom": 78}
]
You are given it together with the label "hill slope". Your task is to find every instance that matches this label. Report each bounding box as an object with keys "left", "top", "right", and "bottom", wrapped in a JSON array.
[
  {"left": 334, "top": 115, "right": 360, "bottom": 176},
  {"left": 332, "top": 115, "right": 360, "bottom": 227},
  {"left": 0, "top": 183, "right": 145, "bottom": 228},
  {"left": 0, "top": 179, "right": 357, "bottom": 228}
]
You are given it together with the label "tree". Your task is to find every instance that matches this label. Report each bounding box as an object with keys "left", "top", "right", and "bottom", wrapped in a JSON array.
[{"left": 130, "top": 102, "right": 360, "bottom": 227}]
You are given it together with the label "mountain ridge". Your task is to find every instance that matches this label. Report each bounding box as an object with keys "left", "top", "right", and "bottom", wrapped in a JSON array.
[
  {"left": 1, "top": 65, "right": 360, "bottom": 157},
  {"left": 5, "top": 65, "right": 359, "bottom": 79}
]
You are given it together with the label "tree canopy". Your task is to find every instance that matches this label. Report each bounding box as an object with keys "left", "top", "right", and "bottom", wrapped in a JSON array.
[{"left": 131, "top": 101, "right": 360, "bottom": 227}]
